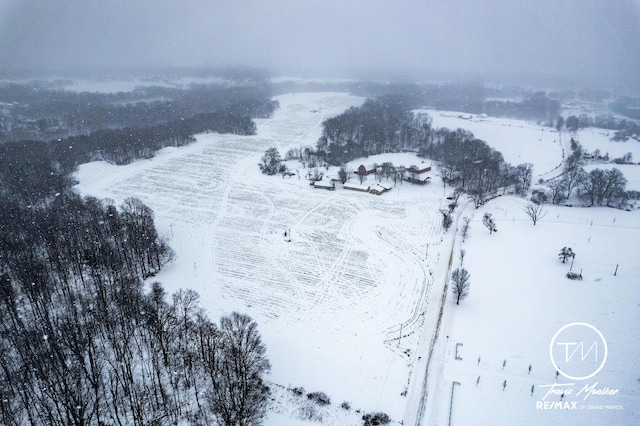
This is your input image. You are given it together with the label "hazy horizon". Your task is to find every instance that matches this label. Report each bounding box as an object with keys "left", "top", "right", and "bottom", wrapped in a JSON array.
[{"left": 1, "top": 0, "right": 639, "bottom": 92}]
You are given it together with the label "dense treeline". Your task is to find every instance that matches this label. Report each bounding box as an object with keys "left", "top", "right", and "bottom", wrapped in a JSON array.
[
  {"left": 483, "top": 91, "right": 560, "bottom": 122},
  {"left": 316, "top": 95, "right": 432, "bottom": 165},
  {"left": 610, "top": 97, "right": 640, "bottom": 120},
  {"left": 349, "top": 81, "right": 488, "bottom": 114},
  {"left": 0, "top": 140, "right": 73, "bottom": 203},
  {"left": 0, "top": 192, "right": 271, "bottom": 425},
  {"left": 0, "top": 80, "right": 276, "bottom": 142},
  {"left": 54, "top": 106, "right": 263, "bottom": 167},
  {"left": 3, "top": 96, "right": 277, "bottom": 169},
  {"left": 0, "top": 97, "right": 278, "bottom": 202},
  {"left": 544, "top": 143, "right": 629, "bottom": 207},
  {"left": 313, "top": 95, "right": 530, "bottom": 206},
  {"left": 0, "top": 79, "right": 274, "bottom": 424},
  {"left": 558, "top": 111, "right": 640, "bottom": 142},
  {"left": 559, "top": 110, "right": 640, "bottom": 140},
  {"left": 420, "top": 128, "right": 532, "bottom": 206}
]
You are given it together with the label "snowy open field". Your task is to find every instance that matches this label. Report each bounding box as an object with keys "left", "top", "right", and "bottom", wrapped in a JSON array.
[
  {"left": 576, "top": 127, "right": 640, "bottom": 162},
  {"left": 422, "top": 109, "right": 566, "bottom": 178},
  {"left": 76, "top": 92, "right": 640, "bottom": 425},
  {"left": 431, "top": 198, "right": 640, "bottom": 425},
  {"left": 425, "top": 109, "right": 640, "bottom": 178}
]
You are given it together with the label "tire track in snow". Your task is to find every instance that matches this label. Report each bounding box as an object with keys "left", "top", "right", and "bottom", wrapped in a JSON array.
[{"left": 377, "top": 223, "right": 431, "bottom": 346}]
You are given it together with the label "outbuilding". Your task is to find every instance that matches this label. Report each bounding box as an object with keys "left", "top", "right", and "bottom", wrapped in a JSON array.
[
  {"left": 343, "top": 183, "right": 371, "bottom": 192},
  {"left": 406, "top": 164, "right": 432, "bottom": 184},
  {"left": 312, "top": 181, "right": 335, "bottom": 190},
  {"left": 406, "top": 165, "right": 432, "bottom": 175},
  {"left": 354, "top": 164, "right": 376, "bottom": 176},
  {"left": 369, "top": 183, "right": 392, "bottom": 195}
]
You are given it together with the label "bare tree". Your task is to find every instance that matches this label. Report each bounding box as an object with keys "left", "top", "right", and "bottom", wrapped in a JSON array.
[
  {"left": 514, "top": 163, "right": 533, "bottom": 195},
  {"left": 469, "top": 186, "right": 488, "bottom": 209},
  {"left": 460, "top": 217, "right": 471, "bottom": 242},
  {"left": 561, "top": 165, "right": 586, "bottom": 199},
  {"left": 451, "top": 268, "right": 471, "bottom": 305},
  {"left": 311, "top": 167, "right": 324, "bottom": 182},
  {"left": 208, "top": 313, "right": 271, "bottom": 426},
  {"left": 558, "top": 247, "right": 575, "bottom": 263},
  {"left": 580, "top": 167, "right": 627, "bottom": 206},
  {"left": 380, "top": 162, "right": 395, "bottom": 181},
  {"left": 482, "top": 213, "right": 497, "bottom": 234},
  {"left": 440, "top": 210, "right": 453, "bottom": 231},
  {"left": 338, "top": 164, "right": 351, "bottom": 184},
  {"left": 547, "top": 178, "right": 567, "bottom": 204},
  {"left": 524, "top": 203, "right": 547, "bottom": 225}
]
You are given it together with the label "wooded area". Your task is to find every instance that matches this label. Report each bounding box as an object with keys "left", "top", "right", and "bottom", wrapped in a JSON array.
[
  {"left": 0, "top": 192, "right": 271, "bottom": 425},
  {"left": 0, "top": 82, "right": 275, "bottom": 425}
]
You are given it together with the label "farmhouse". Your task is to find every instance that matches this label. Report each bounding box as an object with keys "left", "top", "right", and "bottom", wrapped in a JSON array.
[{"left": 343, "top": 183, "right": 370, "bottom": 192}]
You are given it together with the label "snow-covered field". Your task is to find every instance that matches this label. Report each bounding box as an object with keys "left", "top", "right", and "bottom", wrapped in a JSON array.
[
  {"left": 431, "top": 198, "right": 639, "bottom": 425},
  {"left": 75, "top": 92, "right": 640, "bottom": 425},
  {"left": 423, "top": 110, "right": 565, "bottom": 178},
  {"left": 425, "top": 109, "right": 640, "bottom": 178},
  {"left": 576, "top": 128, "right": 640, "bottom": 161}
]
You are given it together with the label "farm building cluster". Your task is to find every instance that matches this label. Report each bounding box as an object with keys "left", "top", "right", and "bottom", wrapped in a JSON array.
[{"left": 311, "top": 163, "right": 431, "bottom": 195}]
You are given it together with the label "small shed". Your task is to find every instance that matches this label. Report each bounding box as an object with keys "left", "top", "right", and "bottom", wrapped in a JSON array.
[
  {"left": 312, "top": 181, "right": 335, "bottom": 190},
  {"left": 369, "top": 183, "right": 392, "bottom": 195},
  {"left": 405, "top": 176, "right": 431, "bottom": 185}
]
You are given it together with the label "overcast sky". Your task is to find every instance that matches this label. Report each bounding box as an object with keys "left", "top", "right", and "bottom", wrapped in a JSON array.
[{"left": 1, "top": 0, "right": 639, "bottom": 91}]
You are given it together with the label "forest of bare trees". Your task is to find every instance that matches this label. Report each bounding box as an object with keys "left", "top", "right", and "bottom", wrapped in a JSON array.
[
  {"left": 0, "top": 192, "right": 270, "bottom": 425},
  {"left": 315, "top": 95, "right": 432, "bottom": 166},
  {"left": 0, "top": 81, "right": 274, "bottom": 424},
  {"left": 303, "top": 94, "right": 534, "bottom": 208}
]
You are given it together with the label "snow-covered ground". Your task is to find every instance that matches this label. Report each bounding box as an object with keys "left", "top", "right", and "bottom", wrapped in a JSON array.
[
  {"left": 428, "top": 197, "right": 639, "bottom": 425},
  {"left": 424, "top": 109, "right": 640, "bottom": 178},
  {"left": 422, "top": 109, "right": 565, "bottom": 178},
  {"left": 75, "top": 92, "right": 640, "bottom": 425},
  {"left": 577, "top": 127, "right": 640, "bottom": 162}
]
